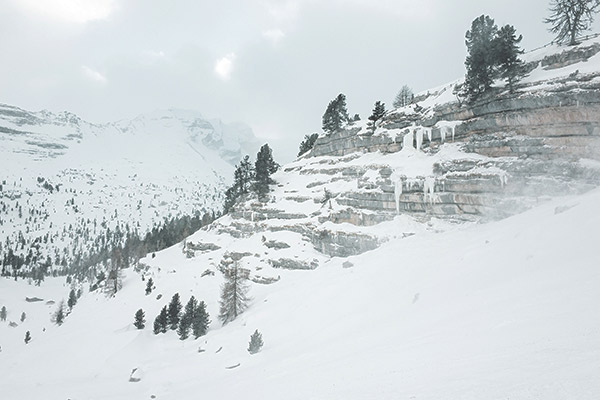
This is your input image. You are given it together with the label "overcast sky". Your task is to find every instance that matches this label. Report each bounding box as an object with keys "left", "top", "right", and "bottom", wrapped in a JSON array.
[{"left": 2, "top": 0, "right": 599, "bottom": 161}]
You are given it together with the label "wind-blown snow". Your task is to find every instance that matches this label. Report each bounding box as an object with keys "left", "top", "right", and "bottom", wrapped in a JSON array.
[{"left": 1, "top": 188, "right": 599, "bottom": 399}]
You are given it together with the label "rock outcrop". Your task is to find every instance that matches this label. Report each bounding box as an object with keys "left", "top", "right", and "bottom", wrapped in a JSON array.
[{"left": 188, "top": 37, "right": 600, "bottom": 267}]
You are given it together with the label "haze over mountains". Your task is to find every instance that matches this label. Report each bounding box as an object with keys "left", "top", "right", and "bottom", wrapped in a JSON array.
[
  {"left": 1, "top": 23, "right": 600, "bottom": 400},
  {"left": 0, "top": 105, "right": 260, "bottom": 277}
]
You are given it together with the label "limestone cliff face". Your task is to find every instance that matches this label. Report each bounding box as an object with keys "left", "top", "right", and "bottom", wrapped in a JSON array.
[
  {"left": 194, "top": 38, "right": 600, "bottom": 262},
  {"left": 301, "top": 39, "right": 600, "bottom": 224}
]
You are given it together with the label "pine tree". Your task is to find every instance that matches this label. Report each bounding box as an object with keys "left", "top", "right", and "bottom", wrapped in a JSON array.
[
  {"left": 223, "top": 186, "right": 238, "bottom": 214},
  {"left": 167, "top": 293, "right": 182, "bottom": 330},
  {"left": 68, "top": 288, "right": 77, "bottom": 310},
  {"left": 464, "top": 15, "right": 498, "bottom": 101},
  {"left": 298, "top": 133, "right": 320, "bottom": 157},
  {"left": 236, "top": 155, "right": 254, "bottom": 195},
  {"left": 494, "top": 25, "right": 525, "bottom": 93},
  {"left": 368, "top": 101, "right": 386, "bottom": 133},
  {"left": 322, "top": 93, "right": 350, "bottom": 134},
  {"left": 24, "top": 330, "right": 31, "bottom": 344},
  {"left": 545, "top": 0, "right": 600, "bottom": 45},
  {"left": 177, "top": 317, "right": 191, "bottom": 340},
  {"left": 254, "top": 144, "right": 278, "bottom": 197},
  {"left": 134, "top": 309, "right": 146, "bottom": 329},
  {"left": 393, "top": 85, "right": 414, "bottom": 108},
  {"left": 53, "top": 300, "right": 65, "bottom": 326},
  {"left": 20, "top": 312, "right": 26, "bottom": 322},
  {"left": 153, "top": 306, "right": 169, "bottom": 334},
  {"left": 219, "top": 262, "right": 250, "bottom": 325},
  {"left": 177, "top": 296, "right": 197, "bottom": 340},
  {"left": 0, "top": 305, "right": 6, "bottom": 321},
  {"left": 192, "top": 300, "right": 210, "bottom": 338},
  {"left": 247, "top": 329, "right": 264, "bottom": 354},
  {"left": 145, "top": 278, "right": 153, "bottom": 295}
]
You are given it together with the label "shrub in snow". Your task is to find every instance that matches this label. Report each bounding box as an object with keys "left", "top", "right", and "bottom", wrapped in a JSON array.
[
  {"left": 248, "top": 330, "right": 264, "bottom": 354},
  {"left": 68, "top": 289, "right": 77, "bottom": 309},
  {"left": 134, "top": 309, "right": 146, "bottom": 329},
  {"left": 52, "top": 300, "right": 66, "bottom": 326},
  {"left": 24, "top": 331, "right": 31, "bottom": 344},
  {"left": 145, "top": 278, "right": 153, "bottom": 295}
]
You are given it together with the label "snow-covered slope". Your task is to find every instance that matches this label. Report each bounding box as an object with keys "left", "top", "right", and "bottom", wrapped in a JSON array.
[
  {"left": 1, "top": 187, "right": 598, "bottom": 399},
  {"left": 2, "top": 35, "right": 600, "bottom": 400},
  {"left": 0, "top": 106, "right": 259, "bottom": 276}
]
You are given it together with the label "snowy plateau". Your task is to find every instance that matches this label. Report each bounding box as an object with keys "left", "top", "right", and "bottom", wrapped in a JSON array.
[{"left": 1, "top": 39, "right": 600, "bottom": 399}]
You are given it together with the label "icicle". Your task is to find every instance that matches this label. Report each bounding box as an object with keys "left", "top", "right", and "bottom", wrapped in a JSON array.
[
  {"left": 416, "top": 128, "right": 424, "bottom": 151},
  {"left": 394, "top": 178, "right": 403, "bottom": 214},
  {"left": 423, "top": 177, "right": 435, "bottom": 205},
  {"left": 403, "top": 129, "right": 414, "bottom": 150},
  {"left": 440, "top": 126, "right": 447, "bottom": 143},
  {"left": 424, "top": 127, "right": 432, "bottom": 143},
  {"left": 451, "top": 126, "right": 456, "bottom": 142}
]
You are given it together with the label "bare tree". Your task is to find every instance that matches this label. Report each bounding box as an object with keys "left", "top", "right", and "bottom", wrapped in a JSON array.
[
  {"left": 393, "top": 85, "right": 414, "bottom": 108},
  {"left": 545, "top": 0, "right": 600, "bottom": 45},
  {"left": 218, "top": 261, "right": 250, "bottom": 325}
]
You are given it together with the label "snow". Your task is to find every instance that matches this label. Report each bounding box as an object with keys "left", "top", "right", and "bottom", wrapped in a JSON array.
[
  {"left": 402, "top": 128, "right": 414, "bottom": 150},
  {"left": 1, "top": 32, "right": 600, "bottom": 400},
  {"left": 1, "top": 188, "right": 600, "bottom": 399},
  {"left": 416, "top": 127, "right": 424, "bottom": 151}
]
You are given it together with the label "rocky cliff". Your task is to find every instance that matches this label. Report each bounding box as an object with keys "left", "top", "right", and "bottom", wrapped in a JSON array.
[{"left": 182, "top": 37, "right": 600, "bottom": 271}]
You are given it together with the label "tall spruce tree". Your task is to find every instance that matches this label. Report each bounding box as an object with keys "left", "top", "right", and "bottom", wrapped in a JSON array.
[
  {"left": 235, "top": 155, "right": 254, "bottom": 195},
  {"left": 464, "top": 15, "right": 499, "bottom": 101},
  {"left": 223, "top": 155, "right": 254, "bottom": 214},
  {"left": 68, "top": 289, "right": 77, "bottom": 310},
  {"left": 368, "top": 101, "right": 386, "bottom": 134},
  {"left": 298, "top": 133, "right": 319, "bottom": 157},
  {"left": 545, "top": 0, "right": 600, "bottom": 45},
  {"left": 219, "top": 262, "right": 250, "bottom": 325},
  {"left": 177, "top": 296, "right": 197, "bottom": 340},
  {"left": 192, "top": 300, "right": 210, "bottom": 338},
  {"left": 24, "top": 331, "right": 31, "bottom": 344},
  {"left": 494, "top": 25, "right": 525, "bottom": 93},
  {"left": 322, "top": 93, "right": 350, "bottom": 134},
  {"left": 0, "top": 305, "right": 6, "bottom": 321},
  {"left": 254, "top": 144, "right": 278, "bottom": 197},
  {"left": 167, "top": 293, "right": 182, "bottom": 330},
  {"left": 134, "top": 309, "right": 146, "bottom": 329},
  {"left": 153, "top": 306, "right": 169, "bottom": 334}
]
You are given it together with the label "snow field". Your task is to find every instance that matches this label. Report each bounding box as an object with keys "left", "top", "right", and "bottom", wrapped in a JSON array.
[{"left": 1, "top": 188, "right": 599, "bottom": 399}]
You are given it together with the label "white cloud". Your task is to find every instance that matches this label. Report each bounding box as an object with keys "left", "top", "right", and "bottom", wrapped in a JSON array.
[
  {"left": 262, "top": 0, "right": 302, "bottom": 24},
  {"left": 12, "top": 0, "right": 117, "bottom": 24},
  {"left": 82, "top": 66, "right": 108, "bottom": 84},
  {"left": 263, "top": 28, "right": 286, "bottom": 45},
  {"left": 214, "top": 53, "right": 236, "bottom": 81}
]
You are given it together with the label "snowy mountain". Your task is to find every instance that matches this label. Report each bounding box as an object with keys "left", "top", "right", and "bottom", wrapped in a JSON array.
[
  {"left": 1, "top": 37, "right": 600, "bottom": 400},
  {"left": 0, "top": 106, "right": 260, "bottom": 277}
]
